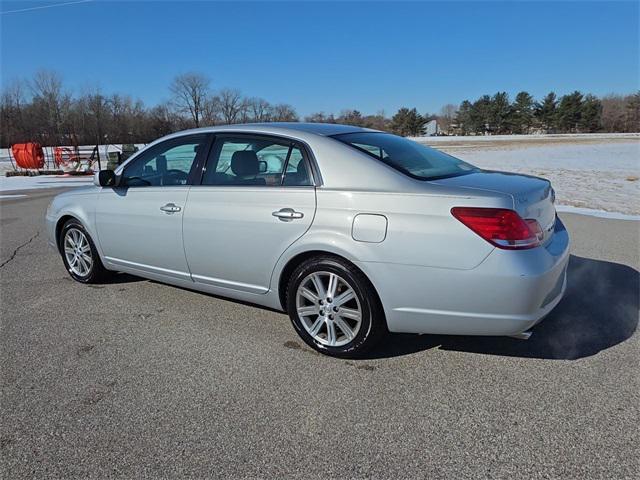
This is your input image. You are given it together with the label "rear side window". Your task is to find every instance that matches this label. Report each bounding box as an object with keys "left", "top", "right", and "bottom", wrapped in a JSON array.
[
  {"left": 201, "top": 135, "right": 313, "bottom": 187},
  {"left": 332, "top": 132, "right": 476, "bottom": 180}
]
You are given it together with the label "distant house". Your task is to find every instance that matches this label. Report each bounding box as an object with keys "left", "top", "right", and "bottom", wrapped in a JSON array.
[{"left": 424, "top": 119, "right": 439, "bottom": 136}]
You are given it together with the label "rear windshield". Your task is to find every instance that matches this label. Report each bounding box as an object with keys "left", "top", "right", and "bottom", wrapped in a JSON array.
[{"left": 332, "top": 132, "right": 477, "bottom": 180}]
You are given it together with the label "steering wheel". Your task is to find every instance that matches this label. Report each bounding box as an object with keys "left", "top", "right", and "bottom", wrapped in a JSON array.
[{"left": 164, "top": 169, "right": 189, "bottom": 185}]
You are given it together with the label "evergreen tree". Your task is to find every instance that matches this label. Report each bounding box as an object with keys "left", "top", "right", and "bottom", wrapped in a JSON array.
[
  {"left": 470, "top": 95, "right": 492, "bottom": 134},
  {"left": 625, "top": 91, "right": 640, "bottom": 132},
  {"left": 557, "top": 91, "right": 584, "bottom": 132},
  {"left": 535, "top": 92, "right": 558, "bottom": 132},
  {"left": 454, "top": 100, "right": 473, "bottom": 135},
  {"left": 390, "top": 107, "right": 426, "bottom": 136},
  {"left": 579, "top": 94, "right": 603, "bottom": 132},
  {"left": 511, "top": 91, "right": 535, "bottom": 134},
  {"left": 490, "top": 92, "right": 512, "bottom": 134}
]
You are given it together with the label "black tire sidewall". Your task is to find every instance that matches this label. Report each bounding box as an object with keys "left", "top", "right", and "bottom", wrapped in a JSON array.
[
  {"left": 59, "top": 220, "right": 102, "bottom": 284},
  {"left": 287, "top": 257, "right": 377, "bottom": 357}
]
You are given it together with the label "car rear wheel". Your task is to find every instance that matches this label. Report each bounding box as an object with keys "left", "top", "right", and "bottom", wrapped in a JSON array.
[
  {"left": 286, "top": 255, "right": 385, "bottom": 357},
  {"left": 59, "top": 219, "right": 110, "bottom": 284}
]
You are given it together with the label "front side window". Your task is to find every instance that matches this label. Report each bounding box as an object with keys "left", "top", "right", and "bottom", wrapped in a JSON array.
[
  {"left": 202, "top": 135, "right": 313, "bottom": 187},
  {"left": 332, "top": 132, "right": 477, "bottom": 180},
  {"left": 121, "top": 134, "right": 208, "bottom": 187}
]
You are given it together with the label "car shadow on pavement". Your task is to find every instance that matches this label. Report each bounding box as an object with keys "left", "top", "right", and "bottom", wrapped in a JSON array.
[
  {"left": 365, "top": 255, "right": 639, "bottom": 360},
  {"left": 106, "top": 272, "right": 146, "bottom": 284}
]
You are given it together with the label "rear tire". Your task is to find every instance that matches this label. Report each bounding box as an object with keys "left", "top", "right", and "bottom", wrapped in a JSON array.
[
  {"left": 59, "top": 219, "right": 110, "bottom": 284},
  {"left": 286, "top": 255, "right": 385, "bottom": 358}
]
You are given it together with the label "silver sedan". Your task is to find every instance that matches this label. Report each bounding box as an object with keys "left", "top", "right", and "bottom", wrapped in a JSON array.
[{"left": 46, "top": 123, "right": 570, "bottom": 357}]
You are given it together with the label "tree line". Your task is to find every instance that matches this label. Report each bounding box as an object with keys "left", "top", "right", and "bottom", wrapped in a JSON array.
[
  {"left": 442, "top": 91, "right": 640, "bottom": 136},
  {"left": 1, "top": 69, "right": 638, "bottom": 147}
]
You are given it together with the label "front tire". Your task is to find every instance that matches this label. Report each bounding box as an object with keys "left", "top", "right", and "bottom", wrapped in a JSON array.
[
  {"left": 59, "top": 219, "right": 110, "bottom": 284},
  {"left": 286, "top": 255, "right": 385, "bottom": 358}
]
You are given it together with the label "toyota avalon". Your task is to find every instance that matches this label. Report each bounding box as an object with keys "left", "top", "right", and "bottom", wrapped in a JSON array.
[{"left": 46, "top": 123, "right": 570, "bottom": 357}]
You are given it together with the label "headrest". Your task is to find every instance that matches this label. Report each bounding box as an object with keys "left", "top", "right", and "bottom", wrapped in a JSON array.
[{"left": 231, "top": 150, "right": 259, "bottom": 177}]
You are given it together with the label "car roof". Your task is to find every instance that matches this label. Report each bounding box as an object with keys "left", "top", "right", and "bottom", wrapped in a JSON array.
[
  {"left": 245, "top": 122, "right": 378, "bottom": 136},
  {"left": 173, "top": 122, "right": 380, "bottom": 138}
]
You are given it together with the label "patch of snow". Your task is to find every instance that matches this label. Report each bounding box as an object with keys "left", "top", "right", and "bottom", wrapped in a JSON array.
[
  {"left": 0, "top": 174, "right": 93, "bottom": 192},
  {"left": 411, "top": 133, "right": 640, "bottom": 143},
  {"left": 555, "top": 205, "right": 640, "bottom": 221},
  {"left": 0, "top": 194, "right": 27, "bottom": 199}
]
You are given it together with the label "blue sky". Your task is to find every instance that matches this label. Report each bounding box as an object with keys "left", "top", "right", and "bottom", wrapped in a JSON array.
[{"left": 1, "top": 1, "right": 638, "bottom": 116}]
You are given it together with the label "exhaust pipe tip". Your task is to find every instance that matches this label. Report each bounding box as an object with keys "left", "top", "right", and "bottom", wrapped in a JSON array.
[{"left": 509, "top": 330, "right": 532, "bottom": 340}]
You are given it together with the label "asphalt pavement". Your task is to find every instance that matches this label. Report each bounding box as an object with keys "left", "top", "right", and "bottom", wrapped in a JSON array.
[{"left": 1, "top": 189, "right": 638, "bottom": 479}]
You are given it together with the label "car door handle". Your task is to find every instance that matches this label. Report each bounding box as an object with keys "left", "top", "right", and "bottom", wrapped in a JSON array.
[
  {"left": 160, "top": 203, "right": 182, "bottom": 214},
  {"left": 272, "top": 208, "right": 304, "bottom": 221}
]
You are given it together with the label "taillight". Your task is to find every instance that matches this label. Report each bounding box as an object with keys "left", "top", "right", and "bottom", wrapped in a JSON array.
[{"left": 451, "top": 207, "right": 541, "bottom": 250}]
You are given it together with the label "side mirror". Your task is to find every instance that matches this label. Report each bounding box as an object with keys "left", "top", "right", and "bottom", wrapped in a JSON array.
[
  {"left": 258, "top": 160, "right": 268, "bottom": 173},
  {"left": 95, "top": 169, "right": 117, "bottom": 187}
]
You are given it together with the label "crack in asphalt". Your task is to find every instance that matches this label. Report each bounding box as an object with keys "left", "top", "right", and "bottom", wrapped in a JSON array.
[{"left": 0, "top": 231, "right": 40, "bottom": 269}]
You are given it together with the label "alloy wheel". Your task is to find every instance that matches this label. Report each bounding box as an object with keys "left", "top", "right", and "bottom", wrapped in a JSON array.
[
  {"left": 295, "top": 271, "right": 363, "bottom": 347},
  {"left": 63, "top": 228, "right": 93, "bottom": 277}
]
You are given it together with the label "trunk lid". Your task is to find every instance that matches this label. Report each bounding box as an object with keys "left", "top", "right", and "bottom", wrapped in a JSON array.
[{"left": 433, "top": 170, "right": 557, "bottom": 243}]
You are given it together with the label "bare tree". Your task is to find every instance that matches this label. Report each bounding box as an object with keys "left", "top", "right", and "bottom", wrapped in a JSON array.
[
  {"left": 247, "top": 97, "right": 272, "bottom": 122},
  {"left": 30, "top": 69, "right": 68, "bottom": 143},
  {"left": 271, "top": 103, "right": 298, "bottom": 122},
  {"left": 201, "top": 97, "right": 221, "bottom": 126},
  {"left": 169, "top": 73, "right": 211, "bottom": 127},
  {"left": 438, "top": 104, "right": 457, "bottom": 135},
  {"left": 0, "top": 79, "right": 29, "bottom": 144},
  {"left": 216, "top": 88, "right": 245, "bottom": 124}
]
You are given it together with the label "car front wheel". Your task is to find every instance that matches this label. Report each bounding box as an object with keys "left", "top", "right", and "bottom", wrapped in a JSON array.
[
  {"left": 59, "top": 219, "right": 110, "bottom": 284},
  {"left": 286, "top": 255, "right": 385, "bottom": 357}
]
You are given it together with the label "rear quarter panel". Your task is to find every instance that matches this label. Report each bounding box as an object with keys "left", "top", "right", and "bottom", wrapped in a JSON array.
[{"left": 297, "top": 188, "right": 507, "bottom": 270}]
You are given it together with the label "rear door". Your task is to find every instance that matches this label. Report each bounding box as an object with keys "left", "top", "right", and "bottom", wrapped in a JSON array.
[
  {"left": 182, "top": 133, "right": 317, "bottom": 293},
  {"left": 95, "top": 133, "right": 211, "bottom": 280}
]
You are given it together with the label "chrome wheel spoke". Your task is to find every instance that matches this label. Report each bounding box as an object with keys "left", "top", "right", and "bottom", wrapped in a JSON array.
[
  {"left": 300, "top": 287, "right": 319, "bottom": 304},
  {"left": 308, "top": 316, "right": 324, "bottom": 336},
  {"left": 77, "top": 256, "right": 89, "bottom": 274},
  {"left": 338, "top": 307, "right": 361, "bottom": 321},
  {"left": 333, "top": 289, "right": 355, "bottom": 308},
  {"left": 297, "top": 305, "right": 318, "bottom": 317},
  {"left": 310, "top": 273, "right": 326, "bottom": 298},
  {"left": 334, "top": 316, "right": 355, "bottom": 341},
  {"left": 327, "top": 273, "right": 338, "bottom": 299},
  {"left": 326, "top": 320, "right": 337, "bottom": 346}
]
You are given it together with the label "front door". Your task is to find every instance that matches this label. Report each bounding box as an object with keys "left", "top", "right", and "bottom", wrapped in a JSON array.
[
  {"left": 95, "top": 133, "right": 210, "bottom": 280},
  {"left": 182, "top": 134, "right": 317, "bottom": 293}
]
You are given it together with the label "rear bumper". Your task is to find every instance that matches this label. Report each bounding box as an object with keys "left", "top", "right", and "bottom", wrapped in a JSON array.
[{"left": 357, "top": 218, "right": 570, "bottom": 336}]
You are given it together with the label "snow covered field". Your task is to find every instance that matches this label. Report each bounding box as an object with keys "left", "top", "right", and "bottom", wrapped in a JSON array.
[
  {"left": 1, "top": 134, "right": 638, "bottom": 218},
  {"left": 413, "top": 133, "right": 639, "bottom": 217}
]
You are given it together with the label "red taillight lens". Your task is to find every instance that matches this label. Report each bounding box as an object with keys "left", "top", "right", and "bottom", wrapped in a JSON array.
[{"left": 451, "top": 207, "right": 541, "bottom": 250}]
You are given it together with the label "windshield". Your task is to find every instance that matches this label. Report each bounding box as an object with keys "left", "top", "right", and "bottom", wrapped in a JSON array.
[{"left": 332, "top": 132, "right": 477, "bottom": 180}]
